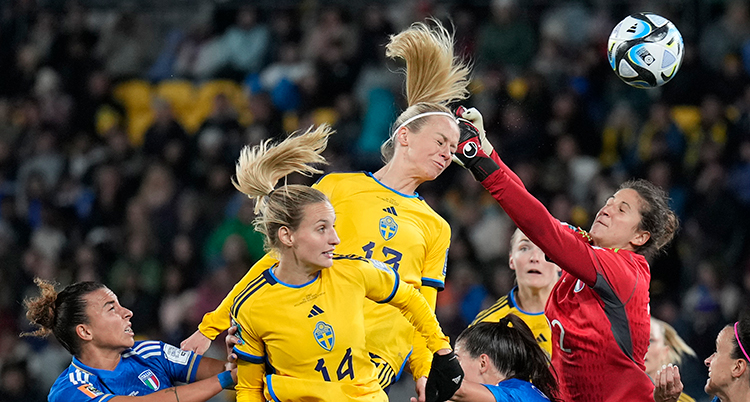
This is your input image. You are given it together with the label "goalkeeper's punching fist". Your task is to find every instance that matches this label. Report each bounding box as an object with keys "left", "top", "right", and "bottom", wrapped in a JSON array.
[{"left": 452, "top": 106, "right": 500, "bottom": 181}]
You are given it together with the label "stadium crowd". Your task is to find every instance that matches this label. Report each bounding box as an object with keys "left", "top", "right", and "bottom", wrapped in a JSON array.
[{"left": 1, "top": 0, "right": 750, "bottom": 401}]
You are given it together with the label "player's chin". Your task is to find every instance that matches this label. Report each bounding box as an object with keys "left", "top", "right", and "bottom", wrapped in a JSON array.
[{"left": 704, "top": 378, "right": 715, "bottom": 394}]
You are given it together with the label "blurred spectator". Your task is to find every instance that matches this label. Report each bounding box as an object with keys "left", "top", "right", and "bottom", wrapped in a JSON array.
[
  {"left": 142, "top": 98, "right": 191, "bottom": 182},
  {"left": 682, "top": 260, "right": 741, "bottom": 358},
  {"left": 48, "top": 3, "right": 99, "bottom": 100},
  {"left": 633, "top": 102, "right": 687, "bottom": 174},
  {"left": 476, "top": 0, "right": 535, "bottom": 73},
  {"left": 109, "top": 230, "right": 162, "bottom": 298},
  {"left": 699, "top": 0, "right": 750, "bottom": 72},
  {"left": 357, "top": 5, "right": 395, "bottom": 67},
  {"left": 96, "top": 11, "right": 153, "bottom": 80},
  {"left": 220, "top": 6, "right": 270, "bottom": 79},
  {"left": 203, "top": 197, "right": 265, "bottom": 272},
  {"left": 0, "top": 359, "right": 45, "bottom": 402}
]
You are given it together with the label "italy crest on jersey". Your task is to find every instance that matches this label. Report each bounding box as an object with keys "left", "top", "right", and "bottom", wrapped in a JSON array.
[
  {"left": 379, "top": 216, "right": 398, "bottom": 240},
  {"left": 314, "top": 321, "right": 335, "bottom": 351},
  {"left": 138, "top": 369, "right": 160, "bottom": 391}
]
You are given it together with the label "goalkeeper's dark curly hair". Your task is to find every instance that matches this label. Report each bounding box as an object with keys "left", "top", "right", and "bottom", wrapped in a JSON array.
[
  {"left": 22, "top": 278, "right": 106, "bottom": 356},
  {"left": 618, "top": 179, "right": 679, "bottom": 258},
  {"left": 380, "top": 18, "right": 472, "bottom": 162},
  {"left": 233, "top": 124, "right": 333, "bottom": 253},
  {"left": 456, "top": 314, "right": 560, "bottom": 401}
]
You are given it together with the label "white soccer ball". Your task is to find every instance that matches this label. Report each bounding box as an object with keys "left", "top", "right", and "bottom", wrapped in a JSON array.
[{"left": 607, "top": 13, "right": 684, "bottom": 88}]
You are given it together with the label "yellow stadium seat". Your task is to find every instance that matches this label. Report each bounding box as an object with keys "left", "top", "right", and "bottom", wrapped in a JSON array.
[
  {"left": 112, "top": 80, "right": 153, "bottom": 113},
  {"left": 126, "top": 109, "right": 155, "bottom": 147},
  {"left": 671, "top": 106, "right": 701, "bottom": 133},
  {"left": 312, "top": 108, "right": 339, "bottom": 126},
  {"left": 186, "top": 80, "right": 251, "bottom": 133},
  {"left": 154, "top": 80, "right": 196, "bottom": 127}
]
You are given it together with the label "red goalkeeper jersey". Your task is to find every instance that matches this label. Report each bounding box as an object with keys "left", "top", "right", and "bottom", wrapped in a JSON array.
[{"left": 479, "top": 156, "right": 653, "bottom": 402}]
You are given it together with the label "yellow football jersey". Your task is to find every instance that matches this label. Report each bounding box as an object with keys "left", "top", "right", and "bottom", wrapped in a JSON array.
[
  {"left": 231, "top": 255, "right": 450, "bottom": 402},
  {"left": 678, "top": 393, "right": 695, "bottom": 402},
  {"left": 471, "top": 286, "right": 553, "bottom": 357},
  {"left": 199, "top": 172, "right": 451, "bottom": 384}
]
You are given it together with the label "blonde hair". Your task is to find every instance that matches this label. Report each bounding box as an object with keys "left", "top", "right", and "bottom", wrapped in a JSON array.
[
  {"left": 652, "top": 317, "right": 697, "bottom": 365},
  {"left": 381, "top": 19, "right": 472, "bottom": 162},
  {"left": 233, "top": 125, "right": 334, "bottom": 252}
]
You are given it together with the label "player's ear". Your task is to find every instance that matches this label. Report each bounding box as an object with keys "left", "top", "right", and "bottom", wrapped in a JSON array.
[
  {"left": 479, "top": 354, "right": 491, "bottom": 374},
  {"left": 508, "top": 255, "right": 516, "bottom": 271},
  {"left": 76, "top": 323, "right": 93, "bottom": 341},
  {"left": 396, "top": 127, "right": 409, "bottom": 146},
  {"left": 630, "top": 230, "right": 650, "bottom": 248},
  {"left": 278, "top": 226, "right": 293, "bottom": 247}
]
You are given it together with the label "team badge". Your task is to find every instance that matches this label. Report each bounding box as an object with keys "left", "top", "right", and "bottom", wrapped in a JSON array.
[
  {"left": 574, "top": 279, "right": 586, "bottom": 293},
  {"left": 313, "top": 321, "right": 335, "bottom": 351},
  {"left": 379, "top": 216, "right": 398, "bottom": 240},
  {"left": 138, "top": 369, "right": 160, "bottom": 391}
]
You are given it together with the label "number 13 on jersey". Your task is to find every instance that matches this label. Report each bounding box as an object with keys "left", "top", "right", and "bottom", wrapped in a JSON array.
[{"left": 362, "top": 242, "right": 403, "bottom": 271}]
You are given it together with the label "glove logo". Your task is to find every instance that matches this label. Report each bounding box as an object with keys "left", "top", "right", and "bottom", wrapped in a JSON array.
[
  {"left": 452, "top": 376, "right": 462, "bottom": 384},
  {"left": 462, "top": 142, "right": 478, "bottom": 159}
]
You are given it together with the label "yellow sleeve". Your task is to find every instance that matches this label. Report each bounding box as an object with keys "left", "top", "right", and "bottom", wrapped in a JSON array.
[
  {"left": 421, "top": 222, "right": 450, "bottom": 290},
  {"left": 235, "top": 359, "right": 265, "bottom": 402},
  {"left": 409, "top": 285, "right": 438, "bottom": 380},
  {"left": 388, "top": 280, "right": 451, "bottom": 353},
  {"left": 198, "top": 254, "right": 278, "bottom": 340},
  {"left": 356, "top": 258, "right": 450, "bottom": 355},
  {"left": 233, "top": 308, "right": 266, "bottom": 402}
]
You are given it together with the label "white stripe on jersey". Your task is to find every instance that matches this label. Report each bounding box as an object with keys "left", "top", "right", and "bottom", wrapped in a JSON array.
[
  {"left": 69, "top": 369, "right": 90, "bottom": 385},
  {"left": 139, "top": 351, "right": 161, "bottom": 360},
  {"left": 133, "top": 341, "right": 160, "bottom": 352}
]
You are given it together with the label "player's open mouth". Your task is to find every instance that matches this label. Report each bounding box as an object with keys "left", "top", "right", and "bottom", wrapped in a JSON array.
[
  {"left": 125, "top": 326, "right": 134, "bottom": 335},
  {"left": 527, "top": 269, "right": 542, "bottom": 275}
]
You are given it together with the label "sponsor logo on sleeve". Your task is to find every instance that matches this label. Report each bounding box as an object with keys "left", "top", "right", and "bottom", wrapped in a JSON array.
[
  {"left": 164, "top": 344, "right": 191, "bottom": 365},
  {"left": 77, "top": 384, "right": 104, "bottom": 397}
]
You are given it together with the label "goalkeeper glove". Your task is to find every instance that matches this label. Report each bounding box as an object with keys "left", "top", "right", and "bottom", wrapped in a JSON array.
[
  {"left": 425, "top": 351, "right": 464, "bottom": 402},
  {"left": 455, "top": 106, "right": 493, "bottom": 155},
  {"left": 452, "top": 110, "right": 499, "bottom": 181}
]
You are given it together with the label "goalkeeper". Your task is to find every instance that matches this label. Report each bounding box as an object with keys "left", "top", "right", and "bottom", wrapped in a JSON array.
[{"left": 452, "top": 106, "right": 679, "bottom": 401}]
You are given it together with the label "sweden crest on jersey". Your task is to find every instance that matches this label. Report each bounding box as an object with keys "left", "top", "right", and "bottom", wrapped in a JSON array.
[
  {"left": 314, "top": 321, "right": 335, "bottom": 351},
  {"left": 379, "top": 216, "right": 398, "bottom": 240}
]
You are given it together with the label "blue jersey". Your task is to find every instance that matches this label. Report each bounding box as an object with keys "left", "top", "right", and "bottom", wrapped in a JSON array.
[
  {"left": 483, "top": 378, "right": 550, "bottom": 402},
  {"left": 48, "top": 341, "right": 202, "bottom": 402}
]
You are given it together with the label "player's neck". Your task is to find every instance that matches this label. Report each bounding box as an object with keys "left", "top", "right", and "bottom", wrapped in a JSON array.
[
  {"left": 718, "top": 382, "right": 750, "bottom": 402},
  {"left": 274, "top": 261, "right": 320, "bottom": 285},
  {"left": 78, "top": 346, "right": 124, "bottom": 371},
  {"left": 515, "top": 285, "right": 551, "bottom": 314},
  {"left": 372, "top": 163, "right": 421, "bottom": 195}
]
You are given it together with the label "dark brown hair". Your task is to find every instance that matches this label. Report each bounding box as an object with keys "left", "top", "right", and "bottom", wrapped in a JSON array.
[
  {"left": 619, "top": 179, "right": 679, "bottom": 258},
  {"left": 22, "top": 278, "right": 106, "bottom": 356}
]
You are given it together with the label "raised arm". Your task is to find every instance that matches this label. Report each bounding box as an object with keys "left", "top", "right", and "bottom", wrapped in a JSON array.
[{"left": 453, "top": 117, "right": 598, "bottom": 285}]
